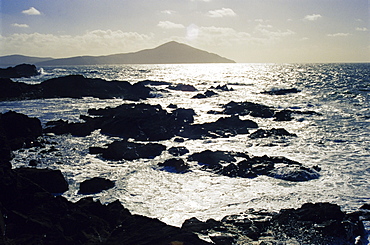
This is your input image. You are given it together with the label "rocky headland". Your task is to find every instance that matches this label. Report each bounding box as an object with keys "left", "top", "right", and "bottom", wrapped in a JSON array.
[{"left": 0, "top": 70, "right": 368, "bottom": 244}]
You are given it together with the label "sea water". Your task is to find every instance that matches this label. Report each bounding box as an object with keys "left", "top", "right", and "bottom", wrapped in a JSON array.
[{"left": 1, "top": 63, "right": 369, "bottom": 237}]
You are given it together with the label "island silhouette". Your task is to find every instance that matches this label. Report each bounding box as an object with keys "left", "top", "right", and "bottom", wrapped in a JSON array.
[{"left": 0, "top": 41, "right": 235, "bottom": 66}]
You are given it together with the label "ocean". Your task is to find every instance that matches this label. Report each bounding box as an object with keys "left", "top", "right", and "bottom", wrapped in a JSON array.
[{"left": 1, "top": 63, "right": 369, "bottom": 239}]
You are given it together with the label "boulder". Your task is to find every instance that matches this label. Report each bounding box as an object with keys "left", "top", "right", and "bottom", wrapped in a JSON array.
[
  {"left": 91, "top": 140, "right": 166, "bottom": 161},
  {"left": 0, "top": 64, "right": 39, "bottom": 78},
  {"left": 249, "top": 128, "right": 297, "bottom": 139},
  {"left": 192, "top": 90, "right": 218, "bottom": 99},
  {"left": 168, "top": 146, "right": 189, "bottom": 156},
  {"left": 179, "top": 116, "right": 258, "bottom": 139},
  {"left": 261, "top": 88, "right": 301, "bottom": 95},
  {"left": 181, "top": 203, "right": 365, "bottom": 244},
  {"left": 78, "top": 177, "right": 115, "bottom": 194},
  {"left": 13, "top": 167, "right": 68, "bottom": 193},
  {"left": 189, "top": 151, "right": 320, "bottom": 181},
  {"left": 0, "top": 111, "right": 43, "bottom": 150},
  {"left": 221, "top": 101, "right": 275, "bottom": 118},
  {"left": 158, "top": 158, "right": 190, "bottom": 173},
  {"left": 0, "top": 78, "right": 34, "bottom": 100},
  {"left": 168, "top": 83, "right": 197, "bottom": 91}
]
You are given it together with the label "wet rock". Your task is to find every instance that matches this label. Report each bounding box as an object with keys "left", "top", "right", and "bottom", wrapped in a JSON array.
[
  {"left": 0, "top": 64, "right": 39, "bottom": 78},
  {"left": 273, "top": 110, "right": 293, "bottom": 121},
  {"left": 158, "top": 158, "right": 190, "bottom": 173},
  {"left": 14, "top": 167, "right": 68, "bottom": 193},
  {"left": 0, "top": 166, "right": 210, "bottom": 245},
  {"left": 78, "top": 177, "right": 115, "bottom": 194},
  {"left": 0, "top": 78, "right": 34, "bottom": 100},
  {"left": 28, "top": 159, "right": 40, "bottom": 167},
  {"left": 91, "top": 140, "right": 166, "bottom": 161},
  {"left": 167, "top": 103, "right": 178, "bottom": 109},
  {"left": 211, "top": 84, "right": 233, "bottom": 91},
  {"left": 192, "top": 90, "right": 218, "bottom": 99},
  {"left": 179, "top": 116, "right": 258, "bottom": 139},
  {"left": 0, "top": 111, "right": 43, "bottom": 150},
  {"left": 0, "top": 75, "right": 151, "bottom": 101},
  {"left": 222, "top": 101, "right": 275, "bottom": 118},
  {"left": 168, "top": 83, "right": 197, "bottom": 91},
  {"left": 136, "top": 79, "right": 171, "bottom": 86},
  {"left": 44, "top": 118, "right": 99, "bottom": 137},
  {"left": 189, "top": 151, "right": 320, "bottom": 181},
  {"left": 183, "top": 203, "right": 365, "bottom": 244},
  {"left": 168, "top": 146, "right": 189, "bottom": 156},
  {"left": 89, "top": 103, "right": 194, "bottom": 141},
  {"left": 249, "top": 128, "right": 297, "bottom": 139},
  {"left": 261, "top": 88, "right": 301, "bottom": 95}
]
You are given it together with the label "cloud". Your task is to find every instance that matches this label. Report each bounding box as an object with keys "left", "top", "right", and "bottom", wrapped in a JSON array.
[
  {"left": 327, "top": 33, "right": 350, "bottom": 37},
  {"left": 303, "top": 14, "right": 322, "bottom": 21},
  {"left": 255, "top": 24, "right": 295, "bottom": 39},
  {"left": 0, "top": 30, "right": 153, "bottom": 57},
  {"left": 157, "top": 21, "right": 185, "bottom": 29},
  {"left": 356, "top": 27, "right": 368, "bottom": 31},
  {"left": 12, "top": 23, "right": 29, "bottom": 28},
  {"left": 161, "top": 10, "right": 177, "bottom": 15},
  {"left": 22, "top": 7, "right": 41, "bottom": 15},
  {"left": 207, "top": 8, "right": 236, "bottom": 18}
]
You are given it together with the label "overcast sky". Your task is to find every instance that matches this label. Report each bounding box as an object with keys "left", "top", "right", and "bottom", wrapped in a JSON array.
[{"left": 0, "top": 0, "right": 369, "bottom": 62}]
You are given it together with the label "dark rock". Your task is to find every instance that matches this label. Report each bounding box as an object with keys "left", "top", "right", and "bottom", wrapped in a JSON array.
[
  {"left": 158, "top": 158, "right": 190, "bottom": 173},
  {"left": 179, "top": 116, "right": 258, "bottom": 139},
  {"left": 91, "top": 140, "right": 166, "bottom": 161},
  {"left": 0, "top": 74, "right": 151, "bottom": 101},
  {"left": 189, "top": 151, "right": 320, "bottom": 181},
  {"left": 188, "top": 150, "right": 237, "bottom": 167},
  {"left": 136, "top": 79, "right": 171, "bottom": 86},
  {"left": 261, "top": 88, "right": 301, "bottom": 95},
  {"left": 28, "top": 159, "right": 40, "bottom": 167},
  {"left": 0, "top": 78, "right": 34, "bottom": 100},
  {"left": 222, "top": 101, "right": 275, "bottom": 118},
  {"left": 0, "top": 166, "right": 210, "bottom": 245},
  {"left": 0, "top": 64, "right": 39, "bottom": 78},
  {"left": 273, "top": 110, "right": 293, "bottom": 121},
  {"left": 249, "top": 128, "right": 297, "bottom": 139},
  {"left": 168, "top": 83, "right": 197, "bottom": 91},
  {"left": 78, "top": 177, "right": 115, "bottom": 194},
  {"left": 89, "top": 103, "right": 194, "bottom": 141},
  {"left": 14, "top": 167, "right": 68, "bottom": 193},
  {"left": 0, "top": 111, "right": 43, "bottom": 150},
  {"left": 360, "top": 204, "right": 370, "bottom": 210},
  {"left": 174, "top": 137, "right": 185, "bottom": 143},
  {"left": 211, "top": 84, "right": 233, "bottom": 91},
  {"left": 192, "top": 90, "right": 218, "bottom": 99},
  {"left": 167, "top": 103, "right": 178, "bottom": 108},
  {"left": 168, "top": 146, "right": 189, "bottom": 156}
]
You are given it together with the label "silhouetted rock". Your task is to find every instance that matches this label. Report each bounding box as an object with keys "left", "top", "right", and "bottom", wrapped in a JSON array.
[
  {"left": 0, "top": 111, "right": 43, "bottom": 150},
  {"left": 211, "top": 84, "right": 233, "bottom": 91},
  {"left": 179, "top": 116, "right": 258, "bottom": 139},
  {"left": 158, "top": 158, "right": 190, "bottom": 173},
  {"left": 0, "top": 75, "right": 152, "bottom": 101},
  {"left": 0, "top": 64, "right": 39, "bottom": 78},
  {"left": 136, "top": 80, "right": 171, "bottom": 86},
  {"left": 90, "top": 140, "right": 166, "bottom": 161},
  {"left": 168, "top": 83, "right": 197, "bottom": 91},
  {"left": 14, "top": 167, "right": 68, "bottom": 193},
  {"left": 273, "top": 110, "right": 293, "bottom": 121},
  {"left": 0, "top": 78, "right": 34, "bottom": 100},
  {"left": 168, "top": 146, "right": 189, "bottom": 156},
  {"left": 222, "top": 101, "right": 275, "bottom": 118},
  {"left": 78, "top": 177, "right": 115, "bottom": 194},
  {"left": 192, "top": 90, "right": 218, "bottom": 99},
  {"left": 182, "top": 203, "right": 365, "bottom": 244},
  {"left": 261, "top": 88, "right": 301, "bottom": 95},
  {"left": 189, "top": 151, "right": 320, "bottom": 181},
  {"left": 249, "top": 128, "right": 297, "bottom": 139}
]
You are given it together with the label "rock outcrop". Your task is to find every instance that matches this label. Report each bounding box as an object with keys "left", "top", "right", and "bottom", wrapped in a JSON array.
[
  {"left": 0, "top": 64, "right": 39, "bottom": 78},
  {"left": 78, "top": 177, "right": 115, "bottom": 194},
  {"left": 0, "top": 75, "right": 151, "bottom": 101}
]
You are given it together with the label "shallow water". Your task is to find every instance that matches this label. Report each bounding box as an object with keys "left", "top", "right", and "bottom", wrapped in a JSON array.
[{"left": 1, "top": 64, "right": 369, "bottom": 236}]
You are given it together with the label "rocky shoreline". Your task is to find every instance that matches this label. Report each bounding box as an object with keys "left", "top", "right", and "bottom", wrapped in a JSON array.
[{"left": 0, "top": 70, "right": 369, "bottom": 244}]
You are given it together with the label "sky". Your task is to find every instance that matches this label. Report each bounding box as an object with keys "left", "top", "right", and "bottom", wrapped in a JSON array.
[{"left": 0, "top": 0, "right": 369, "bottom": 63}]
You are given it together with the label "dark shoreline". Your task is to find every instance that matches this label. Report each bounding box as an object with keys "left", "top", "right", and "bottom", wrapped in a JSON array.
[{"left": 0, "top": 70, "right": 369, "bottom": 244}]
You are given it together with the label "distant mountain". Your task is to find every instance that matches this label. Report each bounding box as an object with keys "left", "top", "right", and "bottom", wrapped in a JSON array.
[
  {"left": 0, "top": 55, "right": 53, "bottom": 67},
  {"left": 0, "top": 42, "right": 235, "bottom": 66}
]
